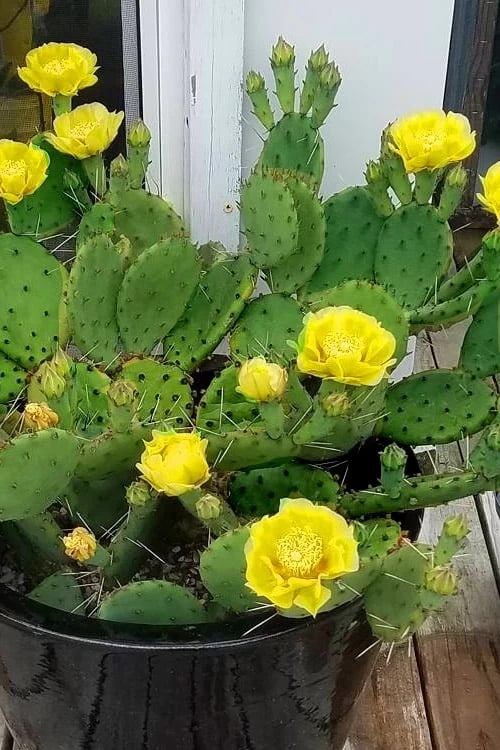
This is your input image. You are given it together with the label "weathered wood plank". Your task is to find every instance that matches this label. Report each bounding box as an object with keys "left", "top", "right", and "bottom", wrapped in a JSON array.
[
  {"left": 414, "top": 327, "right": 500, "bottom": 750},
  {"left": 346, "top": 645, "right": 432, "bottom": 750}
]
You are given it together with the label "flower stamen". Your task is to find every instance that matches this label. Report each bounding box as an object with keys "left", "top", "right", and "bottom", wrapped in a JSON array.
[
  {"left": 276, "top": 526, "right": 323, "bottom": 577},
  {"left": 323, "top": 332, "right": 362, "bottom": 357}
]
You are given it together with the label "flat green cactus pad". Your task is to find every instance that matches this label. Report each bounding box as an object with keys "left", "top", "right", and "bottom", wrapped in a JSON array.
[
  {"left": 301, "top": 187, "right": 385, "bottom": 297},
  {"left": 64, "top": 475, "right": 130, "bottom": 535},
  {"left": 28, "top": 573, "right": 85, "bottom": 615},
  {"left": 379, "top": 369, "right": 496, "bottom": 445},
  {"left": 374, "top": 203, "right": 452, "bottom": 310},
  {"left": 117, "top": 239, "right": 201, "bottom": 354},
  {"left": 0, "top": 352, "right": 27, "bottom": 404},
  {"left": 306, "top": 280, "right": 410, "bottom": 364},
  {"left": 196, "top": 364, "right": 258, "bottom": 433},
  {"left": 5, "top": 137, "right": 81, "bottom": 238},
  {"left": 71, "top": 363, "right": 111, "bottom": 437},
  {"left": 200, "top": 527, "right": 260, "bottom": 613},
  {"left": 229, "top": 294, "right": 303, "bottom": 364},
  {"left": 77, "top": 203, "right": 116, "bottom": 247},
  {"left": 0, "top": 234, "right": 66, "bottom": 368},
  {"left": 103, "top": 497, "right": 160, "bottom": 585},
  {"left": 229, "top": 463, "right": 339, "bottom": 517},
  {"left": 0, "top": 429, "right": 80, "bottom": 521},
  {"left": 68, "top": 235, "right": 124, "bottom": 366},
  {"left": 97, "top": 580, "right": 207, "bottom": 625},
  {"left": 460, "top": 291, "right": 500, "bottom": 377},
  {"left": 257, "top": 113, "right": 324, "bottom": 187},
  {"left": 164, "top": 254, "right": 256, "bottom": 371},
  {"left": 111, "top": 189, "right": 185, "bottom": 260},
  {"left": 241, "top": 171, "right": 298, "bottom": 268},
  {"left": 119, "top": 357, "right": 193, "bottom": 427},
  {"left": 75, "top": 426, "right": 150, "bottom": 483}
]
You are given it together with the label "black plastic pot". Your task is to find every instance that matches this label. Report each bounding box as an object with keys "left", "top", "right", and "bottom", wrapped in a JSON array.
[{"left": 0, "top": 438, "right": 422, "bottom": 750}]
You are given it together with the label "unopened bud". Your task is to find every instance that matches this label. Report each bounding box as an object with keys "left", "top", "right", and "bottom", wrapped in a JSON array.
[
  {"left": 446, "top": 164, "right": 467, "bottom": 190},
  {"left": 271, "top": 36, "right": 295, "bottom": 67},
  {"left": 319, "top": 61, "right": 341, "bottom": 91},
  {"left": 309, "top": 44, "right": 329, "bottom": 72},
  {"left": 36, "top": 361, "right": 66, "bottom": 400},
  {"left": 51, "top": 348, "right": 72, "bottom": 380},
  {"left": 322, "top": 392, "right": 350, "bottom": 417},
  {"left": 127, "top": 118, "right": 152, "bottom": 148},
  {"left": 63, "top": 169, "right": 83, "bottom": 191},
  {"left": 380, "top": 443, "right": 407, "bottom": 471},
  {"left": 365, "top": 159, "right": 388, "bottom": 187},
  {"left": 126, "top": 480, "right": 152, "bottom": 507},
  {"left": 195, "top": 493, "right": 222, "bottom": 521},
  {"left": 486, "top": 423, "right": 500, "bottom": 451},
  {"left": 23, "top": 402, "right": 59, "bottom": 431},
  {"left": 425, "top": 565, "right": 458, "bottom": 596},
  {"left": 110, "top": 154, "right": 129, "bottom": 178},
  {"left": 246, "top": 70, "right": 266, "bottom": 94},
  {"left": 443, "top": 513, "right": 470, "bottom": 541},
  {"left": 106, "top": 379, "right": 137, "bottom": 407}
]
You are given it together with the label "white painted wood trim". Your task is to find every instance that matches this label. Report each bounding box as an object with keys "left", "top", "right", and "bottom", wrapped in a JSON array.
[
  {"left": 184, "top": 0, "right": 245, "bottom": 248},
  {"left": 138, "top": 0, "right": 162, "bottom": 194}
]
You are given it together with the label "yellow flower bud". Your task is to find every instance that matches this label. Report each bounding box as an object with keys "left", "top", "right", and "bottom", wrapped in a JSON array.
[
  {"left": 245, "top": 498, "right": 359, "bottom": 617},
  {"left": 271, "top": 36, "right": 295, "bottom": 67},
  {"left": 309, "top": 45, "right": 329, "bottom": 73},
  {"left": 477, "top": 161, "right": 500, "bottom": 223},
  {"left": 237, "top": 358, "right": 288, "bottom": 402},
  {"left": 23, "top": 402, "right": 59, "bottom": 431},
  {"left": 18, "top": 42, "right": 98, "bottom": 98},
  {"left": 0, "top": 140, "right": 49, "bottom": 206},
  {"left": 443, "top": 513, "right": 470, "bottom": 541},
  {"left": 425, "top": 566, "right": 458, "bottom": 596},
  {"left": 127, "top": 119, "right": 151, "bottom": 148},
  {"left": 36, "top": 361, "right": 66, "bottom": 399},
  {"left": 322, "top": 392, "right": 350, "bottom": 417},
  {"left": 389, "top": 110, "right": 476, "bottom": 174},
  {"left": 195, "top": 493, "right": 222, "bottom": 521},
  {"left": 63, "top": 527, "right": 97, "bottom": 563},
  {"left": 45, "top": 102, "right": 124, "bottom": 160},
  {"left": 246, "top": 70, "right": 266, "bottom": 94},
  {"left": 126, "top": 480, "right": 152, "bottom": 507},
  {"left": 296, "top": 306, "right": 396, "bottom": 386},
  {"left": 51, "top": 348, "right": 72, "bottom": 380},
  {"left": 106, "top": 379, "right": 138, "bottom": 407},
  {"left": 137, "top": 430, "right": 210, "bottom": 496}
]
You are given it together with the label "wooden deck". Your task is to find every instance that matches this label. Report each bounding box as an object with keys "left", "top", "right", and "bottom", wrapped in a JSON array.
[{"left": 1, "top": 324, "right": 500, "bottom": 749}]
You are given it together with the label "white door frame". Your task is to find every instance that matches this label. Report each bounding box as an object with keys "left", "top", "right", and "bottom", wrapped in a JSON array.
[{"left": 138, "top": 0, "right": 245, "bottom": 249}]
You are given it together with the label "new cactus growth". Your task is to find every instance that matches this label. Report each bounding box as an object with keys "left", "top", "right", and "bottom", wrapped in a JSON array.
[{"left": 0, "top": 37, "right": 497, "bottom": 658}]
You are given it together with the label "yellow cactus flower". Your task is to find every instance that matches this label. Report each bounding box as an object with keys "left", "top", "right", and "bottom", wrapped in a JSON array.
[
  {"left": 477, "top": 162, "right": 500, "bottom": 222},
  {"left": 389, "top": 110, "right": 476, "bottom": 173},
  {"left": 23, "top": 402, "right": 59, "bottom": 431},
  {"left": 137, "top": 430, "right": 210, "bottom": 496},
  {"left": 237, "top": 358, "right": 288, "bottom": 402},
  {"left": 18, "top": 42, "right": 98, "bottom": 98},
  {"left": 45, "top": 103, "right": 124, "bottom": 160},
  {"left": 245, "top": 498, "right": 359, "bottom": 617},
  {"left": 296, "top": 306, "right": 396, "bottom": 386},
  {"left": 0, "top": 139, "right": 49, "bottom": 205},
  {"left": 63, "top": 527, "right": 97, "bottom": 563}
]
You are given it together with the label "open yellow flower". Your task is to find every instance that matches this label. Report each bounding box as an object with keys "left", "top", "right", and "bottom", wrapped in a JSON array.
[
  {"left": 237, "top": 358, "right": 288, "bottom": 402},
  {"left": 296, "top": 306, "right": 396, "bottom": 386},
  {"left": 45, "top": 103, "right": 124, "bottom": 160},
  {"left": 23, "top": 402, "right": 59, "bottom": 431},
  {"left": 18, "top": 42, "right": 98, "bottom": 98},
  {"left": 245, "top": 498, "right": 359, "bottom": 617},
  {"left": 137, "top": 431, "right": 210, "bottom": 496},
  {"left": 63, "top": 527, "right": 97, "bottom": 563},
  {"left": 477, "top": 162, "right": 500, "bottom": 222},
  {"left": 389, "top": 110, "right": 476, "bottom": 173},
  {"left": 0, "top": 139, "right": 49, "bottom": 205}
]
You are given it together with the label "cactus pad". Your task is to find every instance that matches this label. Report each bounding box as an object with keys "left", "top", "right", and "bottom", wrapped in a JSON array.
[
  {"left": 0, "top": 353, "right": 27, "bottom": 404},
  {"left": 97, "top": 580, "right": 207, "bottom": 624},
  {"left": 111, "top": 189, "right": 185, "bottom": 260},
  {"left": 103, "top": 496, "right": 160, "bottom": 585},
  {"left": 374, "top": 203, "right": 452, "bottom": 309},
  {"left": 240, "top": 171, "right": 298, "bottom": 268},
  {"left": 28, "top": 573, "right": 85, "bottom": 614},
  {"left": 68, "top": 235, "right": 124, "bottom": 366},
  {"left": 0, "top": 234, "right": 66, "bottom": 368},
  {"left": 460, "top": 291, "right": 500, "bottom": 377},
  {"left": 307, "top": 280, "right": 410, "bottom": 364},
  {"left": 75, "top": 426, "right": 149, "bottom": 483},
  {"left": 77, "top": 203, "right": 115, "bottom": 247},
  {"left": 71, "top": 363, "right": 111, "bottom": 437},
  {"left": 229, "top": 294, "right": 303, "bottom": 364},
  {"left": 117, "top": 239, "right": 201, "bottom": 354},
  {"left": 301, "top": 187, "right": 385, "bottom": 297},
  {"left": 196, "top": 365, "right": 258, "bottom": 433},
  {"left": 164, "top": 254, "right": 256, "bottom": 371},
  {"left": 257, "top": 113, "right": 324, "bottom": 186},
  {"left": 0, "top": 429, "right": 79, "bottom": 521},
  {"left": 229, "top": 463, "right": 339, "bottom": 517},
  {"left": 119, "top": 357, "right": 193, "bottom": 427},
  {"left": 200, "top": 527, "right": 260, "bottom": 613},
  {"left": 64, "top": 476, "right": 129, "bottom": 535},
  {"left": 379, "top": 369, "right": 496, "bottom": 445}
]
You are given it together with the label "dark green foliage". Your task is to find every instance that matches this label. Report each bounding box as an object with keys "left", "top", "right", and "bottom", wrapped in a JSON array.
[
  {"left": 64, "top": 476, "right": 130, "bottom": 535},
  {"left": 301, "top": 187, "right": 385, "bottom": 296},
  {"left": 460, "top": 291, "right": 500, "bottom": 377},
  {"left": 374, "top": 203, "right": 452, "bottom": 309},
  {"left": 410, "top": 279, "right": 500, "bottom": 330},
  {"left": 379, "top": 369, "right": 496, "bottom": 445},
  {"left": 0, "top": 352, "right": 27, "bottom": 404},
  {"left": 28, "top": 573, "right": 85, "bottom": 615},
  {"left": 229, "top": 294, "right": 303, "bottom": 364},
  {"left": 103, "top": 496, "right": 160, "bottom": 585},
  {"left": 97, "top": 580, "right": 207, "bottom": 624}
]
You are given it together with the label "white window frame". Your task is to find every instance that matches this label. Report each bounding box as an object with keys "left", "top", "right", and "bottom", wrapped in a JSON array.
[{"left": 138, "top": 0, "right": 245, "bottom": 249}]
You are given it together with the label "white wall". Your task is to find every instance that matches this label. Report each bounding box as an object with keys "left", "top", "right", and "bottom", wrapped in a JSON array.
[{"left": 242, "top": 0, "right": 456, "bottom": 197}]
